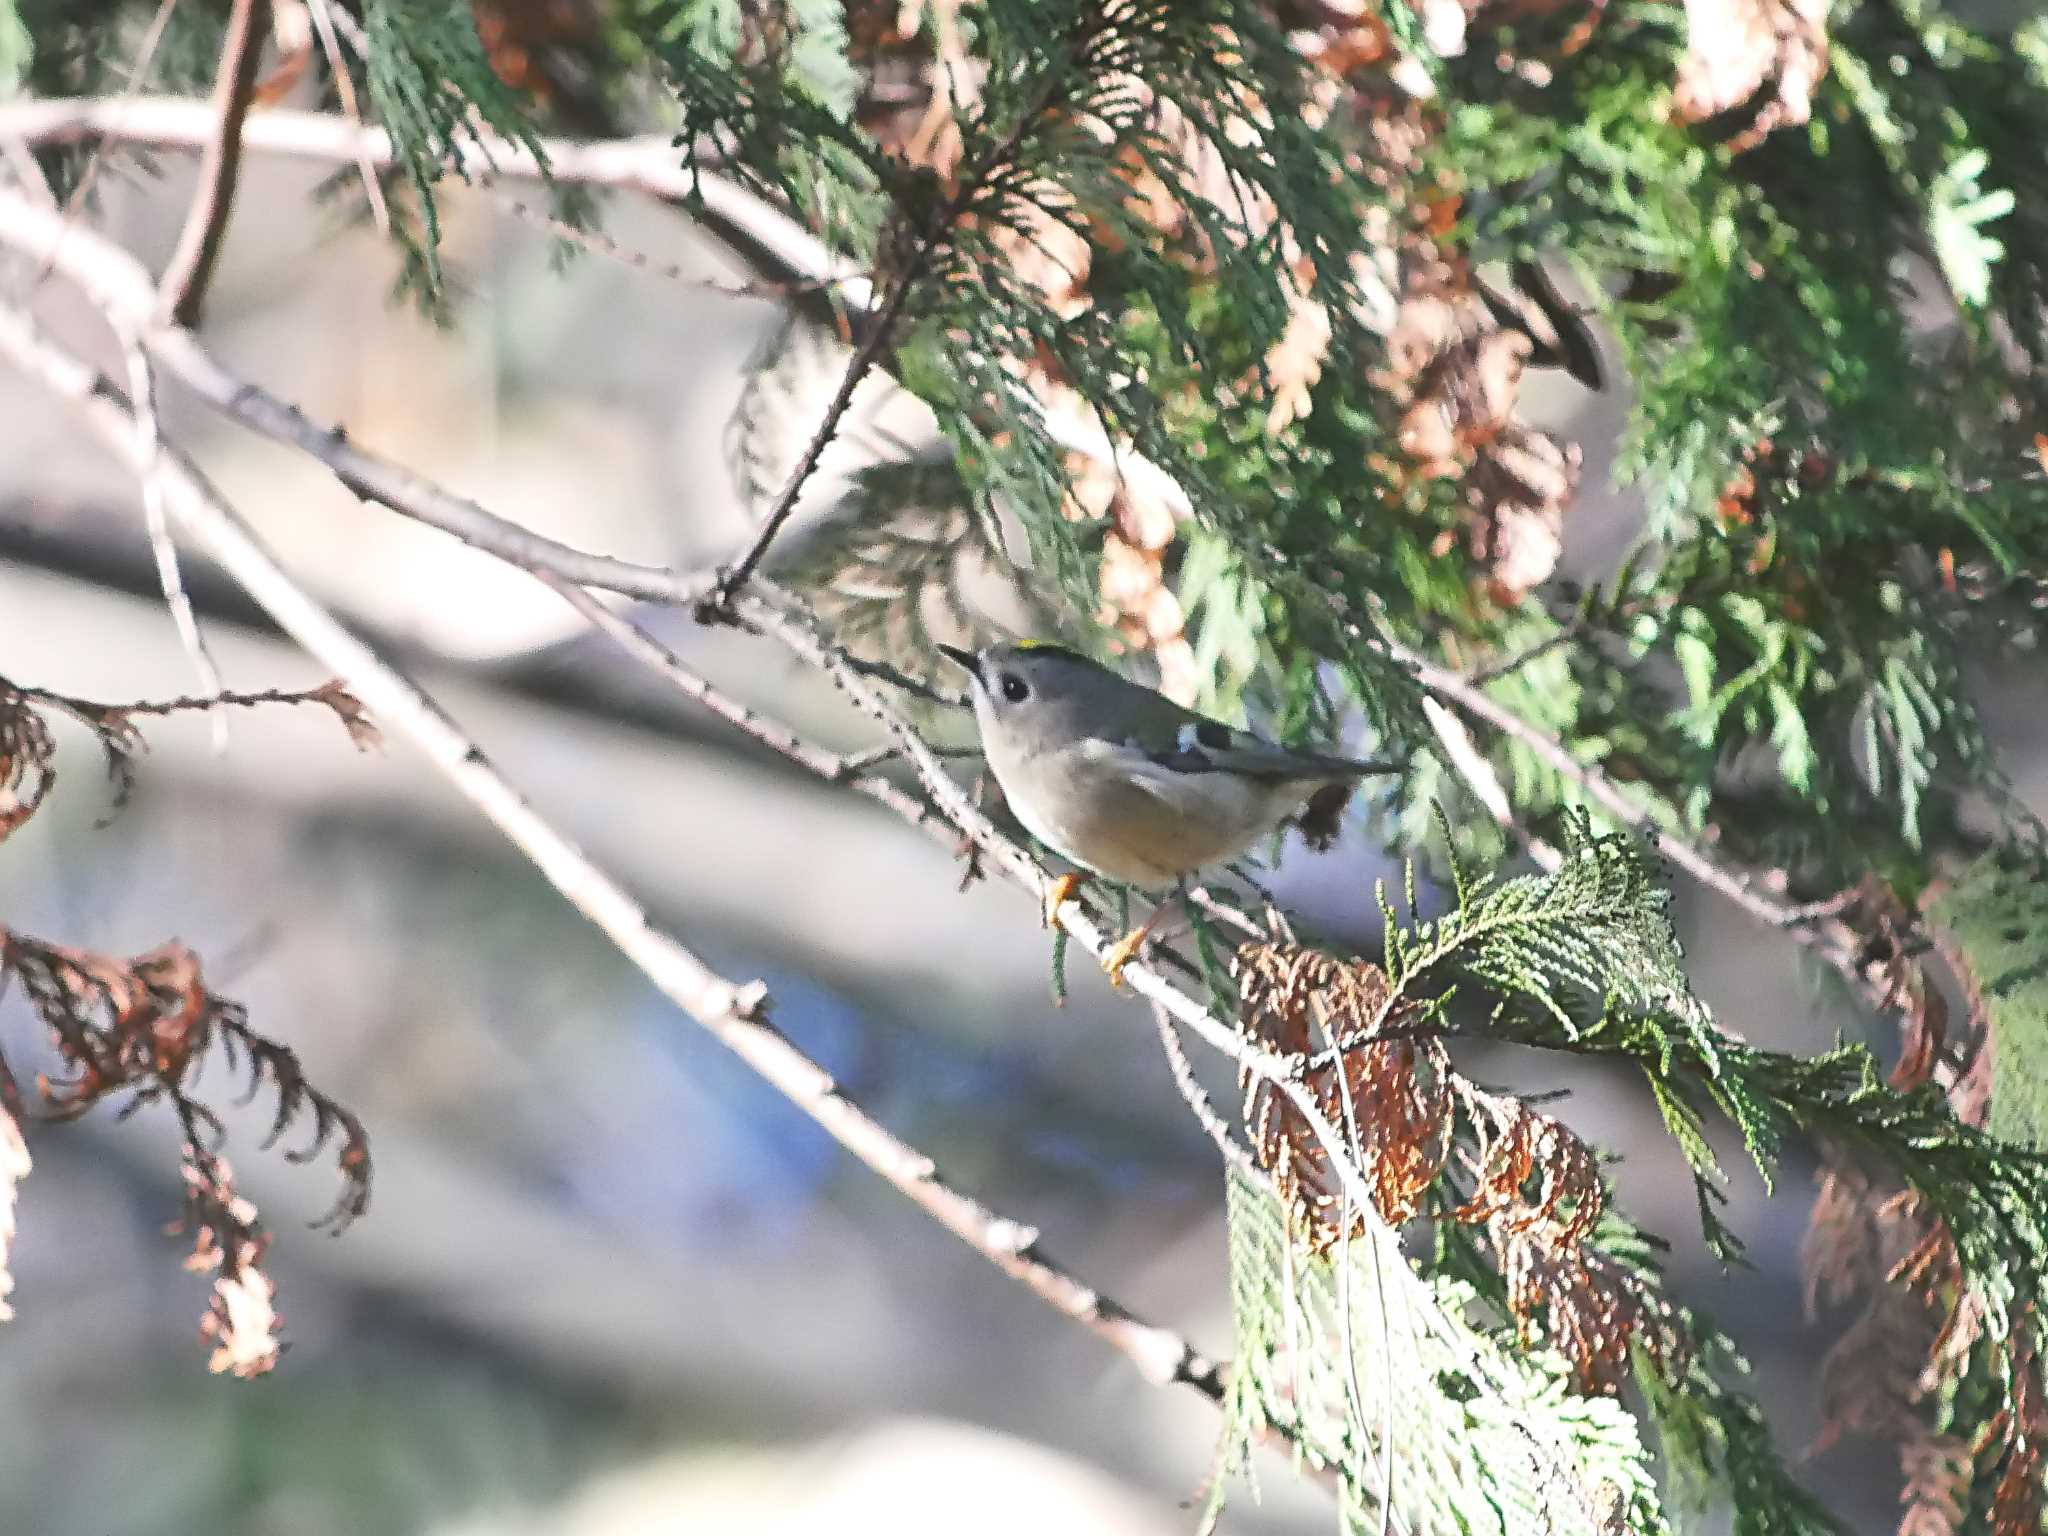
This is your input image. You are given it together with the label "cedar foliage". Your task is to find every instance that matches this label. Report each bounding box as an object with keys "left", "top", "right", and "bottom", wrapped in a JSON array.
[{"left": 7, "top": 0, "right": 2048, "bottom": 1531}]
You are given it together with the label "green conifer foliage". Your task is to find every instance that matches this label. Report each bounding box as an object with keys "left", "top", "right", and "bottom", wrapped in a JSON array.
[{"left": 10, "top": 1, "right": 2048, "bottom": 1530}]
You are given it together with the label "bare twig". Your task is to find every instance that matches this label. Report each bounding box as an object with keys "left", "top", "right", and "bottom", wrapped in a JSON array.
[
  {"left": 123, "top": 340, "right": 229, "bottom": 748},
  {"left": 41, "top": 0, "right": 183, "bottom": 258},
  {"left": 305, "top": 0, "right": 388, "bottom": 235},
  {"left": 538, "top": 573, "right": 947, "bottom": 836},
  {"left": 0, "top": 299, "right": 1228, "bottom": 1406},
  {"left": 0, "top": 178, "right": 718, "bottom": 609},
  {"left": 1461, "top": 624, "right": 1580, "bottom": 688},
  {"left": 1420, "top": 697, "right": 1562, "bottom": 873},
  {"left": 1381, "top": 630, "right": 1817, "bottom": 930},
  {"left": 704, "top": 274, "right": 920, "bottom": 610},
  {"left": 1149, "top": 1001, "right": 1261, "bottom": 1181},
  {"left": 157, "top": 0, "right": 268, "bottom": 325},
  {"left": 491, "top": 192, "right": 861, "bottom": 301}
]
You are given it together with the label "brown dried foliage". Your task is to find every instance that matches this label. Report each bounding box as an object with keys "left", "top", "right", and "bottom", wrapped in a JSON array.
[
  {"left": 1990, "top": 1350, "right": 2048, "bottom": 1536},
  {"left": 1673, "top": 0, "right": 1830, "bottom": 153},
  {"left": 1069, "top": 453, "right": 1198, "bottom": 700},
  {"left": 1458, "top": 1082, "right": 1681, "bottom": 1392},
  {"left": 0, "top": 675, "right": 378, "bottom": 840},
  {"left": 0, "top": 932, "right": 372, "bottom": 1373},
  {"left": 1799, "top": 1158, "right": 2026, "bottom": 1536},
  {"left": 1336, "top": 76, "right": 1582, "bottom": 603},
  {"left": 1232, "top": 941, "right": 1670, "bottom": 1392},
  {"left": 1235, "top": 943, "right": 1451, "bottom": 1247},
  {"left": 0, "top": 677, "right": 375, "bottom": 1367},
  {"left": 178, "top": 1149, "right": 281, "bottom": 1377}
]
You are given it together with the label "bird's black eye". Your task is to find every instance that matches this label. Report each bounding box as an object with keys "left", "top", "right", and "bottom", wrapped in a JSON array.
[{"left": 999, "top": 672, "right": 1029, "bottom": 703}]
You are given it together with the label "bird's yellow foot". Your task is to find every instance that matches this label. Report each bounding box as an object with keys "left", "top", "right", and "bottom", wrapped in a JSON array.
[
  {"left": 1102, "top": 924, "right": 1152, "bottom": 989},
  {"left": 1042, "top": 872, "right": 1082, "bottom": 931}
]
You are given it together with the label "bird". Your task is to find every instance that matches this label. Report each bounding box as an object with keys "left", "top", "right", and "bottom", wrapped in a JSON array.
[{"left": 937, "top": 640, "right": 1394, "bottom": 981}]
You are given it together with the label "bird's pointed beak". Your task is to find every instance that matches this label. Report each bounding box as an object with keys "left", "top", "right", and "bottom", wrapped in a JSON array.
[{"left": 936, "top": 643, "right": 980, "bottom": 682}]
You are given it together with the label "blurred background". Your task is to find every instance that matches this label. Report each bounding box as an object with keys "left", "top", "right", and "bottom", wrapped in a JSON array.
[{"left": 5, "top": 133, "right": 2043, "bottom": 1536}]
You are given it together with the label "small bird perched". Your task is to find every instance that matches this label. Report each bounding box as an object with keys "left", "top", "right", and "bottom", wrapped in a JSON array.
[{"left": 938, "top": 640, "right": 1394, "bottom": 980}]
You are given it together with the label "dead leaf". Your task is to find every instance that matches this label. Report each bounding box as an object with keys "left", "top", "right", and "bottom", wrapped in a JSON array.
[{"left": 1673, "top": 0, "right": 1830, "bottom": 152}]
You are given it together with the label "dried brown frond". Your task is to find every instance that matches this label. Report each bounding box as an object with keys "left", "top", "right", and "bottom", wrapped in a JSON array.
[
  {"left": 856, "top": 0, "right": 974, "bottom": 181},
  {"left": 1897, "top": 1435, "right": 1973, "bottom": 1536},
  {"left": 1058, "top": 448, "right": 1196, "bottom": 699},
  {"left": 1673, "top": 0, "right": 1830, "bottom": 153},
  {"left": 1335, "top": 79, "right": 1583, "bottom": 604},
  {"left": 1798, "top": 1156, "right": 2020, "bottom": 1534},
  {"left": 0, "top": 935, "right": 372, "bottom": 1229},
  {"left": 0, "top": 675, "right": 379, "bottom": 828},
  {"left": 1231, "top": 942, "right": 1668, "bottom": 1391},
  {"left": 0, "top": 929, "right": 372, "bottom": 1370},
  {"left": 1455, "top": 1084, "right": 1604, "bottom": 1245},
  {"left": 1990, "top": 1347, "right": 2048, "bottom": 1536},
  {"left": 0, "top": 684, "right": 57, "bottom": 844},
  {"left": 470, "top": 0, "right": 602, "bottom": 106},
  {"left": 1803, "top": 1161, "right": 1880, "bottom": 1316},
  {"left": 1234, "top": 943, "right": 1451, "bottom": 1249},
  {"left": 1262, "top": 282, "right": 1334, "bottom": 436},
  {"left": 1452, "top": 1082, "right": 1671, "bottom": 1393},
  {"left": 1373, "top": 286, "right": 1580, "bottom": 602},
  {"left": 176, "top": 1147, "right": 281, "bottom": 1377},
  {"left": 1494, "top": 1216, "right": 1679, "bottom": 1393},
  {"left": 1806, "top": 1167, "right": 1949, "bottom": 1450}
]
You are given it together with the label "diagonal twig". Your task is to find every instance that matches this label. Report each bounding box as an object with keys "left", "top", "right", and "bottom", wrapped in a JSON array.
[
  {"left": 35, "top": 0, "right": 183, "bottom": 277},
  {"left": 703, "top": 272, "right": 919, "bottom": 611},
  {"left": 1, "top": 245, "right": 1624, "bottom": 1523},
  {"left": 0, "top": 299, "right": 1230, "bottom": 1406},
  {"left": 305, "top": 0, "right": 388, "bottom": 235},
  {"left": 156, "top": 0, "right": 268, "bottom": 325},
  {"left": 123, "top": 340, "right": 229, "bottom": 748}
]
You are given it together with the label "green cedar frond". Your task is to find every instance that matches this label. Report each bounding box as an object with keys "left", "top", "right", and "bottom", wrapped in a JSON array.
[
  {"left": 362, "top": 0, "right": 552, "bottom": 294},
  {"left": 1217, "top": 1166, "right": 1667, "bottom": 1536}
]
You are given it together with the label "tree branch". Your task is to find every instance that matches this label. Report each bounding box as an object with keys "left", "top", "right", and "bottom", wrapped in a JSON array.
[
  {"left": 0, "top": 97, "right": 1191, "bottom": 520},
  {"left": 0, "top": 182, "right": 719, "bottom": 609},
  {"left": 1, "top": 214, "right": 1613, "bottom": 1515},
  {"left": 0, "top": 298, "right": 1228, "bottom": 1405},
  {"left": 705, "top": 272, "right": 917, "bottom": 610},
  {"left": 156, "top": 0, "right": 267, "bottom": 325}
]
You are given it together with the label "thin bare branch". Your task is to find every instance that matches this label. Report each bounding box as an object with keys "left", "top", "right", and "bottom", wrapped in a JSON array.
[
  {"left": 0, "top": 297, "right": 1228, "bottom": 1407},
  {"left": 537, "top": 574, "right": 940, "bottom": 828},
  {"left": 43, "top": 0, "right": 183, "bottom": 254},
  {"left": 305, "top": 0, "right": 388, "bottom": 235},
  {"left": 156, "top": 0, "right": 268, "bottom": 325},
  {"left": 706, "top": 273, "right": 919, "bottom": 609},
  {"left": 0, "top": 182, "right": 717, "bottom": 609},
  {"left": 1150, "top": 1001, "right": 1262, "bottom": 1182},
  {"left": 1381, "top": 629, "right": 1821, "bottom": 929},
  {"left": 123, "top": 340, "right": 228, "bottom": 747},
  {"left": 490, "top": 192, "right": 862, "bottom": 301}
]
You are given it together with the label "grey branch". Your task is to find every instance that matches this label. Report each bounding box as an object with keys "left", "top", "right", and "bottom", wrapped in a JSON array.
[
  {"left": 0, "top": 298, "right": 1226, "bottom": 1407},
  {"left": 0, "top": 179, "right": 1614, "bottom": 1512}
]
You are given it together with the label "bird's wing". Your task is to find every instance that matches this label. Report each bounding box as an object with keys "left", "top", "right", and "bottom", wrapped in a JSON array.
[{"left": 1104, "top": 714, "right": 1390, "bottom": 783}]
